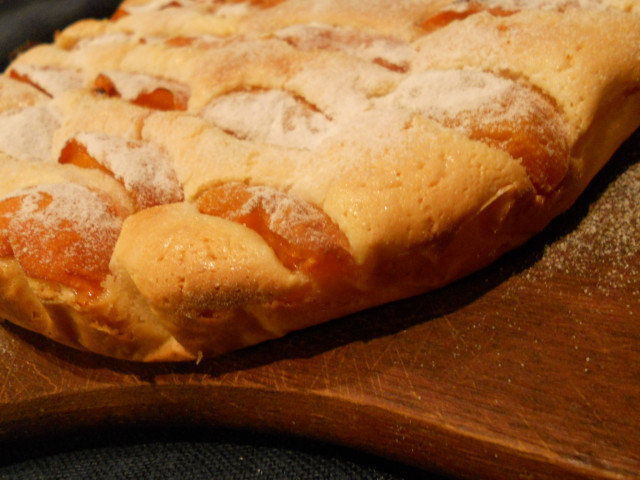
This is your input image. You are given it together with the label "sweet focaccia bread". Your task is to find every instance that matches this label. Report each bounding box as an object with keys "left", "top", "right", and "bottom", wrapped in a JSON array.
[{"left": 0, "top": 0, "right": 639, "bottom": 361}]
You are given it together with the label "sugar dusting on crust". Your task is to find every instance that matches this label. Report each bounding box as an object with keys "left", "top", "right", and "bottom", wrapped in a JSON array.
[
  {"left": 3, "top": 183, "right": 123, "bottom": 275},
  {"left": 74, "top": 33, "right": 136, "bottom": 49},
  {"left": 447, "top": 0, "right": 609, "bottom": 11},
  {"left": 10, "top": 65, "right": 84, "bottom": 97},
  {"left": 0, "top": 105, "right": 60, "bottom": 162},
  {"left": 234, "top": 184, "right": 337, "bottom": 247},
  {"left": 385, "top": 69, "right": 522, "bottom": 126},
  {"left": 273, "top": 23, "right": 415, "bottom": 71},
  {"left": 383, "top": 68, "right": 566, "bottom": 150},
  {"left": 99, "top": 70, "right": 191, "bottom": 103},
  {"left": 200, "top": 89, "right": 336, "bottom": 149},
  {"left": 75, "top": 132, "right": 184, "bottom": 208},
  {"left": 123, "top": 0, "right": 193, "bottom": 13},
  {"left": 381, "top": 68, "right": 570, "bottom": 194},
  {"left": 213, "top": 1, "right": 252, "bottom": 17},
  {"left": 7, "top": 183, "right": 121, "bottom": 234},
  {"left": 122, "top": 0, "right": 253, "bottom": 16},
  {"left": 163, "top": 34, "right": 227, "bottom": 48}
]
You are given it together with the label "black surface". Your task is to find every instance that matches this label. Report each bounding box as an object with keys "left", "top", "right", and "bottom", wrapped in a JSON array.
[
  {"left": 0, "top": 426, "right": 435, "bottom": 480},
  {"left": 0, "top": 0, "right": 122, "bottom": 70},
  {"left": 0, "top": 2, "right": 446, "bottom": 478}
]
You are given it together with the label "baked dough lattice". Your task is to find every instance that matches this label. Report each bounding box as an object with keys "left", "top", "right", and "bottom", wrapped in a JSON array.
[{"left": 0, "top": 0, "right": 639, "bottom": 361}]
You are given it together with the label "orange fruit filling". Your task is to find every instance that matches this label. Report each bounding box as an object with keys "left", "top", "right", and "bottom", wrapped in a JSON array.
[
  {"left": 59, "top": 138, "right": 111, "bottom": 174},
  {"left": 277, "top": 24, "right": 410, "bottom": 73},
  {"left": 469, "top": 118, "right": 568, "bottom": 195},
  {"left": 135, "top": 88, "right": 186, "bottom": 111},
  {"left": 0, "top": 196, "right": 20, "bottom": 258},
  {"left": 373, "top": 58, "right": 408, "bottom": 73},
  {"left": 59, "top": 135, "right": 184, "bottom": 209},
  {"left": 111, "top": 8, "right": 129, "bottom": 20},
  {"left": 396, "top": 70, "right": 571, "bottom": 195},
  {"left": 197, "top": 183, "right": 354, "bottom": 282},
  {"left": 110, "top": 0, "right": 298, "bottom": 22},
  {"left": 94, "top": 73, "right": 188, "bottom": 111},
  {"left": 94, "top": 73, "right": 119, "bottom": 97},
  {"left": 247, "top": 0, "right": 285, "bottom": 7},
  {"left": 166, "top": 37, "right": 196, "bottom": 47},
  {"left": 160, "top": 1, "right": 183, "bottom": 8},
  {"left": 8, "top": 69, "right": 52, "bottom": 97},
  {"left": 420, "top": 2, "right": 516, "bottom": 33},
  {"left": 0, "top": 185, "right": 125, "bottom": 297},
  {"left": 0, "top": 233, "right": 11, "bottom": 257},
  {"left": 441, "top": 97, "right": 569, "bottom": 195}
]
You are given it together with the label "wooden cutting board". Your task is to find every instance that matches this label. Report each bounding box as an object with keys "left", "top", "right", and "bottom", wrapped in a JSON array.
[{"left": 1, "top": 129, "right": 640, "bottom": 479}]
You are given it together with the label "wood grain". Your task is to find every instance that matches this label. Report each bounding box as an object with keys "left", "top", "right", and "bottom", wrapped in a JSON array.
[{"left": 1, "top": 130, "right": 640, "bottom": 479}]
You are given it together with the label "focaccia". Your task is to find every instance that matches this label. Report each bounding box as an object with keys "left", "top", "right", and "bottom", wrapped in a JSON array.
[{"left": 0, "top": 0, "right": 639, "bottom": 361}]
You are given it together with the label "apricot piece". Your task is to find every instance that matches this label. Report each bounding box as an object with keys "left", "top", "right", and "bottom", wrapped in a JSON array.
[
  {"left": 420, "top": 2, "right": 516, "bottom": 33},
  {"left": 9, "top": 70, "right": 51, "bottom": 97},
  {"left": 134, "top": 88, "right": 187, "bottom": 111},
  {"left": 275, "top": 24, "right": 412, "bottom": 72},
  {"left": 59, "top": 133, "right": 184, "bottom": 209},
  {"left": 248, "top": 0, "right": 285, "bottom": 8},
  {"left": 166, "top": 37, "right": 196, "bottom": 47},
  {"left": 94, "top": 73, "right": 119, "bottom": 97},
  {"left": 0, "top": 183, "right": 125, "bottom": 296},
  {"left": 0, "top": 196, "right": 21, "bottom": 258},
  {"left": 164, "top": 36, "right": 225, "bottom": 49},
  {"left": 94, "top": 73, "right": 189, "bottom": 111},
  {"left": 373, "top": 58, "right": 408, "bottom": 73},
  {"left": 160, "top": 1, "right": 182, "bottom": 8},
  {"left": 202, "top": 89, "right": 333, "bottom": 149},
  {"left": 197, "top": 183, "right": 354, "bottom": 281},
  {"left": 111, "top": 8, "right": 129, "bottom": 20},
  {"left": 391, "top": 70, "right": 569, "bottom": 195},
  {"left": 9, "top": 66, "right": 84, "bottom": 98},
  {"left": 440, "top": 92, "right": 569, "bottom": 195},
  {"left": 59, "top": 138, "right": 111, "bottom": 174},
  {"left": 0, "top": 235, "right": 11, "bottom": 257},
  {"left": 465, "top": 113, "right": 569, "bottom": 195}
]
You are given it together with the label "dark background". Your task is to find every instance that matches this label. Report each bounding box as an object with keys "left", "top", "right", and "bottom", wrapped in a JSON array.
[
  {"left": 0, "top": 2, "right": 442, "bottom": 478},
  {"left": 0, "top": 0, "right": 121, "bottom": 70}
]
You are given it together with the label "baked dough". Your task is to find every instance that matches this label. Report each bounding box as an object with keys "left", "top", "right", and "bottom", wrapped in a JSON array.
[{"left": 0, "top": 0, "right": 639, "bottom": 361}]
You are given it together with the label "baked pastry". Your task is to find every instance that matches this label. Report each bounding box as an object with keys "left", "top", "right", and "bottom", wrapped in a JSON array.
[{"left": 0, "top": 0, "right": 639, "bottom": 361}]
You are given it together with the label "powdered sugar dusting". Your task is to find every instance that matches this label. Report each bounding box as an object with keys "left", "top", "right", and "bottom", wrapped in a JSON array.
[
  {"left": 74, "top": 32, "right": 135, "bottom": 50},
  {"left": 213, "top": 1, "right": 251, "bottom": 17},
  {"left": 384, "top": 68, "right": 563, "bottom": 156},
  {"left": 273, "top": 23, "right": 415, "bottom": 72},
  {"left": 164, "top": 34, "right": 227, "bottom": 48},
  {"left": 535, "top": 158, "right": 640, "bottom": 296},
  {"left": 122, "top": 0, "right": 255, "bottom": 16},
  {"left": 200, "top": 89, "right": 336, "bottom": 149},
  {"left": 99, "top": 70, "right": 190, "bottom": 104},
  {"left": 0, "top": 105, "right": 60, "bottom": 162},
  {"left": 124, "top": 0, "right": 194, "bottom": 13},
  {"left": 235, "top": 184, "right": 336, "bottom": 247},
  {"left": 382, "top": 68, "right": 569, "bottom": 194},
  {"left": 385, "top": 69, "right": 519, "bottom": 126},
  {"left": 11, "top": 65, "right": 84, "bottom": 97},
  {"left": 447, "top": 0, "right": 608, "bottom": 11},
  {"left": 4, "top": 183, "right": 123, "bottom": 276},
  {"left": 75, "top": 132, "right": 184, "bottom": 208},
  {"left": 7, "top": 183, "right": 120, "bottom": 234}
]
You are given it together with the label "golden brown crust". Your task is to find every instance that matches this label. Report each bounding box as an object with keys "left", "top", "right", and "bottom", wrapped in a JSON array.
[{"left": 0, "top": 0, "right": 639, "bottom": 361}]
